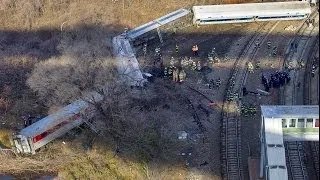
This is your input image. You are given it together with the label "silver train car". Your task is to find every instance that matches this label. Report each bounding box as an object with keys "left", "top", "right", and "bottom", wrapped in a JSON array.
[
  {"left": 12, "top": 92, "right": 102, "bottom": 154},
  {"left": 193, "top": 1, "right": 311, "bottom": 25}
]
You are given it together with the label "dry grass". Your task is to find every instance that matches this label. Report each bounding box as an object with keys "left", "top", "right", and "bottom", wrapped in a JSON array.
[
  {"left": 0, "top": 128, "right": 11, "bottom": 148},
  {"left": 0, "top": 0, "right": 257, "bottom": 31},
  {"left": 0, "top": 134, "right": 188, "bottom": 179}
]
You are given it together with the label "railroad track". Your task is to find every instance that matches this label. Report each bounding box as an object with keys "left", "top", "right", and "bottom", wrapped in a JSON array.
[
  {"left": 310, "top": 142, "right": 319, "bottom": 178},
  {"left": 281, "top": 11, "right": 319, "bottom": 105},
  {"left": 220, "top": 21, "right": 279, "bottom": 180},
  {"left": 303, "top": 20, "right": 319, "bottom": 180},
  {"left": 304, "top": 37, "right": 319, "bottom": 105},
  {"left": 281, "top": 11, "right": 319, "bottom": 180},
  {"left": 285, "top": 141, "right": 309, "bottom": 180}
]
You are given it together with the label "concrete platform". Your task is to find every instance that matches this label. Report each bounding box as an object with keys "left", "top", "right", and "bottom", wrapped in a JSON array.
[{"left": 248, "top": 157, "right": 264, "bottom": 180}]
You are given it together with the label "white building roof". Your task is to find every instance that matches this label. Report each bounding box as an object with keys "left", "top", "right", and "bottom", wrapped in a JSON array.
[
  {"left": 261, "top": 105, "right": 319, "bottom": 119},
  {"left": 193, "top": 1, "right": 311, "bottom": 19}
]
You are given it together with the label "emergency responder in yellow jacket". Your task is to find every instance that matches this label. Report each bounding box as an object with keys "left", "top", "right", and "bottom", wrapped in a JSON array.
[{"left": 179, "top": 70, "right": 186, "bottom": 82}]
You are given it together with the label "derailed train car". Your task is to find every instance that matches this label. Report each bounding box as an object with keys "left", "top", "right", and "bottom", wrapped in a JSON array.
[
  {"left": 11, "top": 92, "right": 103, "bottom": 154},
  {"left": 193, "top": 1, "right": 311, "bottom": 25}
]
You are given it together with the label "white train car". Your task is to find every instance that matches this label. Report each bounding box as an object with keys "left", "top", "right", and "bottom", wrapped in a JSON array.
[
  {"left": 12, "top": 92, "right": 103, "bottom": 154},
  {"left": 193, "top": 1, "right": 311, "bottom": 25},
  {"left": 126, "top": 9, "right": 190, "bottom": 40},
  {"left": 113, "top": 9, "right": 190, "bottom": 87}
]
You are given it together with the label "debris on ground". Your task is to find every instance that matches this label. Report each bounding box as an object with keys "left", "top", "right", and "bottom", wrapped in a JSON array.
[
  {"left": 284, "top": 25, "right": 297, "bottom": 31},
  {"left": 178, "top": 131, "right": 188, "bottom": 140}
]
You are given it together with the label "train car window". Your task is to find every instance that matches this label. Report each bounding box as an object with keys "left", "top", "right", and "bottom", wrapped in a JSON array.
[
  {"left": 315, "top": 119, "right": 319, "bottom": 128},
  {"left": 258, "top": 15, "right": 305, "bottom": 20},
  {"left": 199, "top": 17, "right": 252, "bottom": 23},
  {"left": 282, "top": 119, "right": 287, "bottom": 128},
  {"left": 306, "top": 118, "right": 313, "bottom": 128},
  {"left": 297, "top": 119, "right": 305, "bottom": 128},
  {"left": 289, "top": 119, "right": 296, "bottom": 127}
]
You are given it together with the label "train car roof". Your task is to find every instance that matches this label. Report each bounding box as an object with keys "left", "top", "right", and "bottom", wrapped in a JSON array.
[
  {"left": 264, "top": 115, "right": 288, "bottom": 180},
  {"left": 193, "top": 1, "right": 311, "bottom": 19},
  {"left": 112, "top": 36, "right": 146, "bottom": 86},
  {"left": 126, "top": 9, "right": 190, "bottom": 40},
  {"left": 19, "top": 91, "right": 103, "bottom": 137},
  {"left": 261, "top": 105, "right": 319, "bottom": 119}
]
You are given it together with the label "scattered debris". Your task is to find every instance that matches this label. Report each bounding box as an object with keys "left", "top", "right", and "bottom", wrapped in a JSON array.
[
  {"left": 178, "top": 131, "right": 188, "bottom": 140},
  {"left": 284, "top": 25, "right": 297, "bottom": 31},
  {"left": 200, "top": 161, "right": 209, "bottom": 166}
]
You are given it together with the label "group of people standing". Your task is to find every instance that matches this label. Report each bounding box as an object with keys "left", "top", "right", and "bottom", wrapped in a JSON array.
[
  {"left": 261, "top": 71, "right": 291, "bottom": 92},
  {"left": 162, "top": 44, "right": 201, "bottom": 83}
]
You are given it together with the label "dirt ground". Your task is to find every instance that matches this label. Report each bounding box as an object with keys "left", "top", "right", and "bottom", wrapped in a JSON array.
[{"left": 132, "top": 21, "right": 266, "bottom": 179}]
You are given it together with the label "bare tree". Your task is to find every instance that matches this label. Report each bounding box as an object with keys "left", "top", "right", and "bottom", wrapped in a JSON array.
[{"left": 27, "top": 26, "right": 116, "bottom": 107}]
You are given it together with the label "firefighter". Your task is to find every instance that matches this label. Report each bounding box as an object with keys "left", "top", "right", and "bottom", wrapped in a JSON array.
[
  {"left": 255, "top": 41, "right": 260, "bottom": 48},
  {"left": 216, "top": 78, "right": 221, "bottom": 87},
  {"left": 27, "top": 116, "right": 33, "bottom": 126},
  {"left": 172, "top": 68, "right": 179, "bottom": 82},
  {"left": 175, "top": 44, "right": 179, "bottom": 54},
  {"left": 181, "top": 58, "right": 186, "bottom": 67},
  {"left": 256, "top": 61, "right": 260, "bottom": 69},
  {"left": 23, "top": 116, "right": 28, "bottom": 127},
  {"left": 265, "top": 82, "right": 270, "bottom": 92},
  {"left": 188, "top": 57, "right": 193, "bottom": 67},
  {"left": 242, "top": 106, "right": 248, "bottom": 116},
  {"left": 267, "top": 41, "right": 271, "bottom": 49},
  {"left": 261, "top": 74, "right": 267, "bottom": 85},
  {"left": 242, "top": 87, "right": 248, "bottom": 96},
  {"left": 272, "top": 46, "right": 277, "bottom": 57},
  {"left": 197, "top": 61, "right": 201, "bottom": 71},
  {"left": 272, "top": 50, "right": 277, "bottom": 57},
  {"left": 243, "top": 106, "right": 249, "bottom": 116},
  {"left": 208, "top": 53, "right": 214, "bottom": 64},
  {"left": 170, "top": 57, "right": 175, "bottom": 68},
  {"left": 191, "top": 61, "right": 197, "bottom": 71},
  {"left": 143, "top": 42, "right": 147, "bottom": 56},
  {"left": 308, "top": 19, "right": 314, "bottom": 28},
  {"left": 192, "top": 45, "right": 199, "bottom": 56},
  {"left": 248, "top": 62, "right": 254, "bottom": 73},
  {"left": 164, "top": 67, "right": 168, "bottom": 77},
  {"left": 248, "top": 107, "right": 256, "bottom": 116},
  {"left": 210, "top": 79, "right": 215, "bottom": 89},
  {"left": 179, "top": 69, "right": 186, "bottom": 82},
  {"left": 168, "top": 67, "right": 173, "bottom": 77},
  {"left": 311, "top": 65, "right": 316, "bottom": 77}
]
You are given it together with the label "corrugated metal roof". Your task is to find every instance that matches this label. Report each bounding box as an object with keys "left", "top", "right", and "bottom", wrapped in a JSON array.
[
  {"left": 261, "top": 105, "right": 319, "bottom": 119},
  {"left": 193, "top": 1, "right": 311, "bottom": 19}
]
